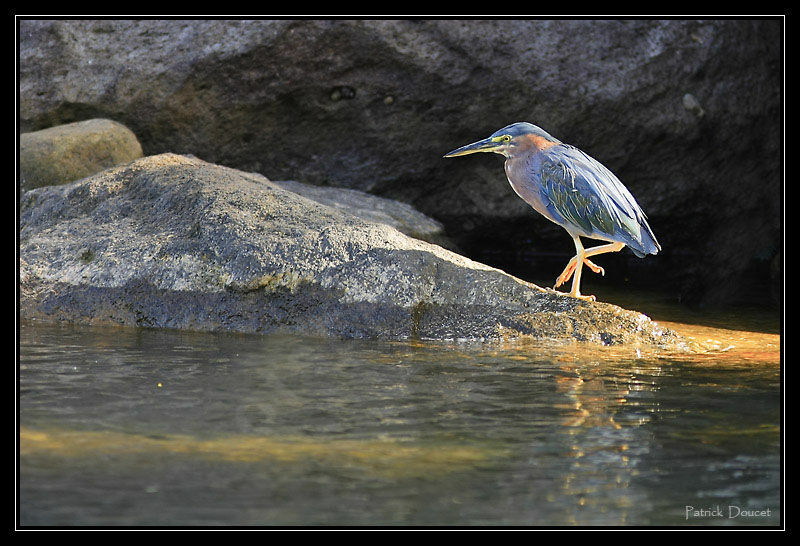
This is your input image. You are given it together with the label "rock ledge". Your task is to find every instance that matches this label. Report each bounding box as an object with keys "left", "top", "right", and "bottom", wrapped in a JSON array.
[{"left": 19, "top": 154, "right": 681, "bottom": 347}]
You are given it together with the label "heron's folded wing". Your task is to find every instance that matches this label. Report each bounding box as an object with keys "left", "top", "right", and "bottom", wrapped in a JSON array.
[{"left": 537, "top": 145, "right": 658, "bottom": 255}]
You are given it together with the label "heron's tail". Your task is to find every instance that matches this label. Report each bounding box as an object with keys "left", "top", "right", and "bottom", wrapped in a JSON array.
[{"left": 629, "top": 219, "right": 661, "bottom": 258}]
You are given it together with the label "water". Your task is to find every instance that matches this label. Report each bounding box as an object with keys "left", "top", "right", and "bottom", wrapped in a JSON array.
[{"left": 18, "top": 300, "right": 781, "bottom": 527}]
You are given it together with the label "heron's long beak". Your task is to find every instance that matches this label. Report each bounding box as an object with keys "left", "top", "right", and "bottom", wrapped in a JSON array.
[{"left": 443, "top": 137, "right": 502, "bottom": 158}]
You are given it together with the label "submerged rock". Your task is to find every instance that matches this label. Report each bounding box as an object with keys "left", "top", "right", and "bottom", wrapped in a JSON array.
[
  {"left": 19, "top": 154, "right": 680, "bottom": 346},
  {"left": 19, "top": 118, "right": 143, "bottom": 191}
]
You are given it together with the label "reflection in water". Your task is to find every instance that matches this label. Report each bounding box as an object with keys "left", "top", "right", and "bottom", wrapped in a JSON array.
[
  {"left": 20, "top": 427, "right": 505, "bottom": 478},
  {"left": 18, "top": 305, "right": 781, "bottom": 526}
]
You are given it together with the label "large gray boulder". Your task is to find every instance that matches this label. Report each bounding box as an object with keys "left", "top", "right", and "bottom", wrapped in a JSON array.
[
  {"left": 18, "top": 20, "right": 782, "bottom": 305},
  {"left": 19, "top": 154, "right": 680, "bottom": 346}
]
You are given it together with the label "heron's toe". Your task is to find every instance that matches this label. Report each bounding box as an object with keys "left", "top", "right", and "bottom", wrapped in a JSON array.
[
  {"left": 555, "top": 265, "right": 576, "bottom": 288},
  {"left": 584, "top": 259, "right": 604, "bottom": 276}
]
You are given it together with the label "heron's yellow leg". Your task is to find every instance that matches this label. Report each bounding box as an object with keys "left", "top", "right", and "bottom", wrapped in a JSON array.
[
  {"left": 584, "top": 241, "right": 626, "bottom": 258},
  {"left": 554, "top": 241, "right": 624, "bottom": 287},
  {"left": 554, "top": 257, "right": 605, "bottom": 288},
  {"left": 555, "top": 240, "right": 626, "bottom": 300},
  {"left": 569, "top": 237, "right": 591, "bottom": 300}
]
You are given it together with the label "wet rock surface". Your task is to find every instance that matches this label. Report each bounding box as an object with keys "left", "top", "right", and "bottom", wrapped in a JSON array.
[{"left": 19, "top": 154, "right": 681, "bottom": 346}]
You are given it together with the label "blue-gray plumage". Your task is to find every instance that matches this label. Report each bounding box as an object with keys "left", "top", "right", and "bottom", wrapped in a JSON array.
[{"left": 444, "top": 122, "right": 660, "bottom": 300}]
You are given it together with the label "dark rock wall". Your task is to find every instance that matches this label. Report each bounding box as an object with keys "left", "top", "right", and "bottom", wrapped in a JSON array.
[{"left": 19, "top": 19, "right": 782, "bottom": 307}]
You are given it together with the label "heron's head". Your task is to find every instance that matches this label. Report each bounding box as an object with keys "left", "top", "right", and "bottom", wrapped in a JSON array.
[{"left": 443, "top": 122, "right": 561, "bottom": 159}]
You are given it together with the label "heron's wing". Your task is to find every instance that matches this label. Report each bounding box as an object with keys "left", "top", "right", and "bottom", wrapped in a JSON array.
[{"left": 537, "top": 145, "right": 659, "bottom": 254}]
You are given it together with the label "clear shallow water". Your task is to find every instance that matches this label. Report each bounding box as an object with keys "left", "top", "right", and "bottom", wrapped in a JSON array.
[{"left": 18, "top": 313, "right": 781, "bottom": 527}]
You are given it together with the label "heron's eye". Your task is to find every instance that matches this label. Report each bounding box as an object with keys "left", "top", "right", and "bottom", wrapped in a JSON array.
[{"left": 502, "top": 135, "right": 511, "bottom": 142}]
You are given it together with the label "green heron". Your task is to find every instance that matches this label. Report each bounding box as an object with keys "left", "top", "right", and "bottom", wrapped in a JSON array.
[{"left": 444, "top": 122, "right": 660, "bottom": 301}]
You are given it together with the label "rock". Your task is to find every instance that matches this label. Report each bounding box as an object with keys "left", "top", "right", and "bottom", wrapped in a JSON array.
[
  {"left": 19, "top": 153, "right": 681, "bottom": 346},
  {"left": 19, "top": 118, "right": 143, "bottom": 190},
  {"left": 268, "top": 179, "right": 459, "bottom": 251},
  {"left": 18, "top": 20, "right": 781, "bottom": 306}
]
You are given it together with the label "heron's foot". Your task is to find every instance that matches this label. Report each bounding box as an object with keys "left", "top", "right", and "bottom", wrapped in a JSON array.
[
  {"left": 584, "top": 259, "right": 604, "bottom": 276},
  {"left": 552, "top": 284, "right": 597, "bottom": 301},
  {"left": 554, "top": 259, "right": 577, "bottom": 288},
  {"left": 553, "top": 258, "right": 605, "bottom": 288}
]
